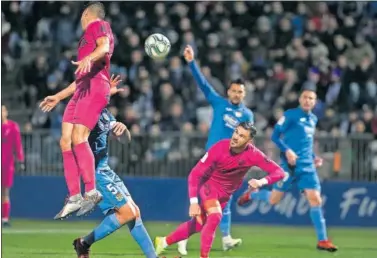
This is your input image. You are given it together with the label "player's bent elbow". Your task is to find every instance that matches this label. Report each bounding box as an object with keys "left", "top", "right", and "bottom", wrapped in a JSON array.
[
  {"left": 99, "top": 43, "right": 110, "bottom": 55},
  {"left": 277, "top": 169, "right": 285, "bottom": 181}
]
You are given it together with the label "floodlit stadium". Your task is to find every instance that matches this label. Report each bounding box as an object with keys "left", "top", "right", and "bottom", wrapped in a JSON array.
[{"left": 1, "top": 1, "right": 377, "bottom": 258}]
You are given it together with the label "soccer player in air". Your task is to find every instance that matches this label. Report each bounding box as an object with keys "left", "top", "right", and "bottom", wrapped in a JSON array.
[
  {"left": 178, "top": 45, "right": 254, "bottom": 254},
  {"left": 40, "top": 2, "right": 115, "bottom": 218},
  {"left": 73, "top": 108, "right": 162, "bottom": 258},
  {"left": 237, "top": 88, "right": 338, "bottom": 252},
  {"left": 155, "top": 122, "right": 285, "bottom": 258},
  {"left": 1, "top": 105, "right": 25, "bottom": 226},
  {"left": 41, "top": 76, "right": 122, "bottom": 220}
]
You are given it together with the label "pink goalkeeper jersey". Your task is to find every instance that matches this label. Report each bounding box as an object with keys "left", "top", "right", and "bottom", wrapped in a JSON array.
[
  {"left": 1, "top": 120, "right": 24, "bottom": 167},
  {"left": 188, "top": 139, "right": 284, "bottom": 199},
  {"left": 76, "top": 20, "right": 114, "bottom": 85}
]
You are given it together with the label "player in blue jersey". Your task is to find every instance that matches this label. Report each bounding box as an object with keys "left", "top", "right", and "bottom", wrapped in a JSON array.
[
  {"left": 237, "top": 88, "right": 338, "bottom": 252},
  {"left": 177, "top": 45, "right": 254, "bottom": 255},
  {"left": 72, "top": 109, "right": 163, "bottom": 258},
  {"left": 40, "top": 77, "right": 162, "bottom": 258}
]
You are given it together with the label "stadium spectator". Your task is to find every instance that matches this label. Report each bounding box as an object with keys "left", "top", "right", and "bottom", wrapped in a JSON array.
[{"left": 1, "top": 1, "right": 376, "bottom": 137}]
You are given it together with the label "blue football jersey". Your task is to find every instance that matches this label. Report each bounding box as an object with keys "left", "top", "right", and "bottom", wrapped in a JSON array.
[
  {"left": 271, "top": 107, "right": 318, "bottom": 166},
  {"left": 189, "top": 61, "right": 254, "bottom": 150},
  {"left": 88, "top": 108, "right": 116, "bottom": 168}
]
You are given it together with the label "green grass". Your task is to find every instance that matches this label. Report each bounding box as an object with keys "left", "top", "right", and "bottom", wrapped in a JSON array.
[{"left": 2, "top": 220, "right": 376, "bottom": 258}]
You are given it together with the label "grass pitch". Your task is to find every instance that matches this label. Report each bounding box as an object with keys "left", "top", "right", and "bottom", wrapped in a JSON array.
[{"left": 2, "top": 220, "right": 376, "bottom": 258}]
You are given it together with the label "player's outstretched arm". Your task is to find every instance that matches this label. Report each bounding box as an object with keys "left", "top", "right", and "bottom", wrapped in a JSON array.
[
  {"left": 40, "top": 74, "right": 122, "bottom": 112},
  {"left": 183, "top": 45, "right": 222, "bottom": 105},
  {"left": 249, "top": 149, "right": 285, "bottom": 188},
  {"left": 39, "top": 81, "right": 76, "bottom": 112}
]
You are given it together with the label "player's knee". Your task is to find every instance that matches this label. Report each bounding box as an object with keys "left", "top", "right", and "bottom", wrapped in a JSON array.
[
  {"left": 307, "top": 195, "right": 322, "bottom": 206},
  {"left": 269, "top": 192, "right": 283, "bottom": 205},
  {"left": 60, "top": 136, "right": 72, "bottom": 151},
  {"left": 207, "top": 212, "right": 222, "bottom": 226},
  {"left": 2, "top": 188, "right": 10, "bottom": 200},
  {"left": 203, "top": 199, "right": 222, "bottom": 214},
  {"left": 2, "top": 195, "right": 9, "bottom": 203},
  {"left": 305, "top": 190, "right": 322, "bottom": 206},
  {"left": 116, "top": 202, "right": 140, "bottom": 224}
]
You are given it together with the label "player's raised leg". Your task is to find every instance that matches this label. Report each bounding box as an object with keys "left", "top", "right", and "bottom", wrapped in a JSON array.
[
  {"left": 74, "top": 171, "right": 158, "bottom": 258},
  {"left": 74, "top": 202, "right": 157, "bottom": 258},
  {"left": 155, "top": 200, "right": 223, "bottom": 258},
  {"left": 155, "top": 216, "right": 204, "bottom": 255},
  {"left": 74, "top": 86, "right": 111, "bottom": 217},
  {"left": 72, "top": 122, "right": 102, "bottom": 217},
  {"left": 200, "top": 200, "right": 223, "bottom": 258},
  {"left": 54, "top": 119, "right": 83, "bottom": 220},
  {"left": 220, "top": 195, "right": 242, "bottom": 251},
  {"left": 238, "top": 170, "right": 291, "bottom": 206},
  {"left": 156, "top": 188, "right": 225, "bottom": 258}
]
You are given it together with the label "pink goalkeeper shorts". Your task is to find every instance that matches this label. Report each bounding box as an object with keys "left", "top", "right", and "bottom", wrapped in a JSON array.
[
  {"left": 199, "top": 180, "right": 230, "bottom": 210},
  {"left": 63, "top": 79, "right": 110, "bottom": 130}
]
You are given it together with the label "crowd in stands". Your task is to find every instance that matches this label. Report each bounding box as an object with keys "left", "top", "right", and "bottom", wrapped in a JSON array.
[{"left": 2, "top": 1, "right": 377, "bottom": 138}]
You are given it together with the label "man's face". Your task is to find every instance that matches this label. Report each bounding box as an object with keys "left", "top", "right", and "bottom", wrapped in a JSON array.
[
  {"left": 81, "top": 9, "right": 90, "bottom": 31},
  {"left": 299, "top": 90, "right": 316, "bottom": 112},
  {"left": 227, "top": 83, "right": 245, "bottom": 105},
  {"left": 2, "top": 105, "right": 8, "bottom": 121},
  {"left": 230, "top": 126, "right": 251, "bottom": 148}
]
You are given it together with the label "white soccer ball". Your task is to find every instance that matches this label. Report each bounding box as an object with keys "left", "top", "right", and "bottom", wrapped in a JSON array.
[{"left": 144, "top": 33, "right": 171, "bottom": 59}]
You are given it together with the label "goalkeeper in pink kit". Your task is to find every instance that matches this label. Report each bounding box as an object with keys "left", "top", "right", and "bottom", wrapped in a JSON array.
[
  {"left": 1, "top": 105, "right": 24, "bottom": 226},
  {"left": 154, "top": 122, "right": 285, "bottom": 257},
  {"left": 41, "top": 2, "right": 114, "bottom": 219}
]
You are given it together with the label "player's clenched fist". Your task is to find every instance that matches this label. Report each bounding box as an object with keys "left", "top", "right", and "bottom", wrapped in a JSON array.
[
  {"left": 189, "top": 203, "right": 201, "bottom": 218},
  {"left": 248, "top": 179, "right": 264, "bottom": 189},
  {"left": 183, "top": 45, "right": 194, "bottom": 62},
  {"left": 314, "top": 157, "right": 323, "bottom": 168}
]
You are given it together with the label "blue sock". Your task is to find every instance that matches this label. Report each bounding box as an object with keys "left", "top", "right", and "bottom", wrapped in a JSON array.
[
  {"left": 127, "top": 217, "right": 157, "bottom": 258},
  {"left": 219, "top": 196, "right": 232, "bottom": 237},
  {"left": 310, "top": 206, "right": 328, "bottom": 241},
  {"left": 83, "top": 213, "right": 121, "bottom": 246},
  {"left": 251, "top": 189, "right": 271, "bottom": 203}
]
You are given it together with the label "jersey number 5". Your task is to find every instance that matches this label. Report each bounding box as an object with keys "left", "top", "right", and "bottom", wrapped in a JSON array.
[{"left": 106, "top": 184, "right": 119, "bottom": 195}]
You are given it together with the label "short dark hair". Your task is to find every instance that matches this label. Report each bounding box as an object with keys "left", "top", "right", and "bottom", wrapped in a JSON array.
[
  {"left": 84, "top": 2, "right": 105, "bottom": 19},
  {"left": 238, "top": 121, "right": 257, "bottom": 138},
  {"left": 230, "top": 79, "right": 245, "bottom": 86}
]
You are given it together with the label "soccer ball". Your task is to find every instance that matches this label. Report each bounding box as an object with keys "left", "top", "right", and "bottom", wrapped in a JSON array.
[{"left": 144, "top": 33, "right": 171, "bottom": 59}]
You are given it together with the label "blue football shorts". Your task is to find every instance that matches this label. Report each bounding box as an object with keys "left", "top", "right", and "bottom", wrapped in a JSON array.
[
  {"left": 273, "top": 162, "right": 321, "bottom": 192},
  {"left": 96, "top": 167, "right": 131, "bottom": 215}
]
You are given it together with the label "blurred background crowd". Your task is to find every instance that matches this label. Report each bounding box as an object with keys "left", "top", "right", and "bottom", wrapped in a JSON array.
[{"left": 2, "top": 1, "right": 377, "bottom": 139}]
